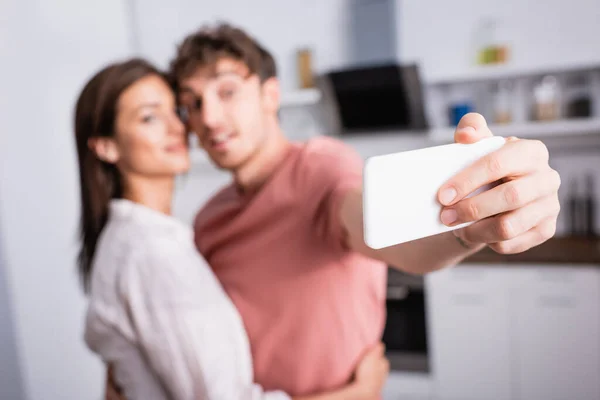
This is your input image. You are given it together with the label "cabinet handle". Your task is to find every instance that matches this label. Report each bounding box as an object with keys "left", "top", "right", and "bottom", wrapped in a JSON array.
[{"left": 538, "top": 295, "right": 576, "bottom": 308}]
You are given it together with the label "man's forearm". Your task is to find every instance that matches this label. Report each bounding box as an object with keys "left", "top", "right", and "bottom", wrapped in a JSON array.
[
  {"left": 340, "top": 190, "right": 484, "bottom": 274},
  {"left": 371, "top": 230, "right": 484, "bottom": 274}
]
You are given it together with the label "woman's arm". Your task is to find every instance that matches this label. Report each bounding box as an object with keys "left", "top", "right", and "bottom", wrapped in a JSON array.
[{"left": 104, "top": 343, "right": 389, "bottom": 400}]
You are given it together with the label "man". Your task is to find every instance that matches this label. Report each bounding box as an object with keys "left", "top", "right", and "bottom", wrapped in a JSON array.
[{"left": 107, "top": 23, "right": 560, "bottom": 398}]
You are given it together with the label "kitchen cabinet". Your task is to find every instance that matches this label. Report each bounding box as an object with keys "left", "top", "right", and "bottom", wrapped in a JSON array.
[
  {"left": 426, "top": 267, "right": 513, "bottom": 400},
  {"left": 426, "top": 264, "right": 600, "bottom": 400},
  {"left": 512, "top": 267, "right": 600, "bottom": 400}
]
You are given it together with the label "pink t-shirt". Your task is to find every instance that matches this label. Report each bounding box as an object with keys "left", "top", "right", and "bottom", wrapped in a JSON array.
[{"left": 194, "top": 136, "right": 387, "bottom": 396}]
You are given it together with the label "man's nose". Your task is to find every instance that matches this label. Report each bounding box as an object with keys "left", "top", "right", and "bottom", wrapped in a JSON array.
[{"left": 202, "top": 96, "right": 225, "bottom": 129}]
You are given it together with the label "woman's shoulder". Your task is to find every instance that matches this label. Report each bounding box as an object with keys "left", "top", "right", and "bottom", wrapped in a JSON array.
[{"left": 89, "top": 215, "right": 176, "bottom": 288}]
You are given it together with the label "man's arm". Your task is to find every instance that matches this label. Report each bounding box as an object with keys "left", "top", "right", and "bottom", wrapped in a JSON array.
[
  {"left": 340, "top": 113, "right": 561, "bottom": 274},
  {"left": 340, "top": 189, "right": 484, "bottom": 274}
]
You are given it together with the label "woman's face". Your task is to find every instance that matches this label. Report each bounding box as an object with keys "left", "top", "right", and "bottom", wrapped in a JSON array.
[{"left": 110, "top": 74, "right": 190, "bottom": 178}]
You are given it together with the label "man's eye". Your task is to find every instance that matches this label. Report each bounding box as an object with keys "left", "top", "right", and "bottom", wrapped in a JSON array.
[
  {"left": 220, "top": 89, "right": 235, "bottom": 99},
  {"left": 191, "top": 98, "right": 202, "bottom": 110}
]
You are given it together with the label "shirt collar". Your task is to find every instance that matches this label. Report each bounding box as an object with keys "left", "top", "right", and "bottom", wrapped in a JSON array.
[{"left": 109, "top": 199, "right": 193, "bottom": 243}]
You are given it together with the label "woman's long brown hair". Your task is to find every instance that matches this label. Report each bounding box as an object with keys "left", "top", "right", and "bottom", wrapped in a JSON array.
[{"left": 73, "top": 58, "right": 163, "bottom": 293}]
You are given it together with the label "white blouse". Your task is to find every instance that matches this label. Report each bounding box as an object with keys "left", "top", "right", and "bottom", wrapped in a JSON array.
[{"left": 84, "top": 199, "right": 290, "bottom": 400}]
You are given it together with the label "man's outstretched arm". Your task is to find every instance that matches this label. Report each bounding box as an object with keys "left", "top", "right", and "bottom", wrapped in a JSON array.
[{"left": 340, "top": 113, "right": 561, "bottom": 274}]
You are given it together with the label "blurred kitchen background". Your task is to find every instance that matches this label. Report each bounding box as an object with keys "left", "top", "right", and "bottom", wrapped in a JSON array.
[{"left": 1, "top": 0, "right": 599, "bottom": 399}]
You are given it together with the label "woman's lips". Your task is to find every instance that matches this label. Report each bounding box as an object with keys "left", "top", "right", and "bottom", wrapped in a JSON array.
[{"left": 165, "top": 143, "right": 187, "bottom": 152}]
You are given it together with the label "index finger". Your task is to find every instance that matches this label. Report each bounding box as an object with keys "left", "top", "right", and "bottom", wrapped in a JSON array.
[{"left": 438, "top": 139, "right": 546, "bottom": 206}]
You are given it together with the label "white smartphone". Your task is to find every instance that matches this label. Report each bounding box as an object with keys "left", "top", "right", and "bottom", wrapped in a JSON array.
[{"left": 362, "top": 136, "right": 506, "bottom": 249}]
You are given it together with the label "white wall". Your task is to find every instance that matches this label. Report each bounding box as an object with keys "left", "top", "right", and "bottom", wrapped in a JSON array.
[
  {"left": 0, "top": 0, "right": 134, "bottom": 399},
  {"left": 0, "top": 212, "right": 25, "bottom": 400},
  {"left": 398, "top": 0, "right": 600, "bottom": 82},
  {"left": 131, "top": 0, "right": 399, "bottom": 92}
]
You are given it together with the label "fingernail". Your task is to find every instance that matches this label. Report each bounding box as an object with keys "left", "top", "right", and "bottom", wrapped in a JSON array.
[
  {"left": 440, "top": 187, "right": 457, "bottom": 205},
  {"left": 441, "top": 209, "right": 458, "bottom": 225},
  {"left": 458, "top": 126, "right": 476, "bottom": 135}
]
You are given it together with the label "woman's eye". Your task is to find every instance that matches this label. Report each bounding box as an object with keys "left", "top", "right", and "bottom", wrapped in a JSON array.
[{"left": 141, "top": 114, "right": 156, "bottom": 123}]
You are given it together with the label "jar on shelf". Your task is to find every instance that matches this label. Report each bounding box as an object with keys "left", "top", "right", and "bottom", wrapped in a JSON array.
[
  {"left": 493, "top": 80, "right": 513, "bottom": 124},
  {"left": 533, "top": 75, "right": 560, "bottom": 121},
  {"left": 472, "top": 17, "right": 510, "bottom": 65}
]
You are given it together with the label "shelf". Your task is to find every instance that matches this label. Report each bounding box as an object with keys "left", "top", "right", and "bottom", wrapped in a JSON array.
[
  {"left": 280, "top": 88, "right": 321, "bottom": 108},
  {"left": 336, "top": 118, "right": 600, "bottom": 157},
  {"left": 426, "top": 62, "right": 600, "bottom": 85},
  {"left": 428, "top": 118, "right": 600, "bottom": 143}
]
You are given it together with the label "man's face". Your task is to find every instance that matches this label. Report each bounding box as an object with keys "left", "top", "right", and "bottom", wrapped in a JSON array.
[{"left": 177, "top": 59, "right": 279, "bottom": 170}]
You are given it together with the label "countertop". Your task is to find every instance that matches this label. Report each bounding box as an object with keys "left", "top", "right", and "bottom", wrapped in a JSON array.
[
  {"left": 461, "top": 236, "right": 600, "bottom": 265},
  {"left": 386, "top": 237, "right": 600, "bottom": 289}
]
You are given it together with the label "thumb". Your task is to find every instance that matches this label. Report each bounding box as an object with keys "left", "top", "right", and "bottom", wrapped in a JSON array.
[{"left": 454, "top": 112, "right": 493, "bottom": 144}]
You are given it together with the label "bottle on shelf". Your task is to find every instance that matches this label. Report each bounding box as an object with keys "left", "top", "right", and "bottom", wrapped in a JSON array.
[
  {"left": 296, "top": 48, "right": 315, "bottom": 89},
  {"left": 584, "top": 172, "right": 597, "bottom": 238},
  {"left": 567, "top": 177, "right": 584, "bottom": 237}
]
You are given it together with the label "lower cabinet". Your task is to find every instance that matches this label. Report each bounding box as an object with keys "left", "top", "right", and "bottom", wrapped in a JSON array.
[
  {"left": 512, "top": 267, "right": 600, "bottom": 400},
  {"left": 426, "top": 267, "right": 512, "bottom": 400},
  {"left": 426, "top": 264, "right": 600, "bottom": 400}
]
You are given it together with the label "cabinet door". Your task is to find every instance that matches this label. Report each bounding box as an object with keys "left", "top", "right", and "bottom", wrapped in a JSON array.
[
  {"left": 426, "top": 267, "right": 512, "bottom": 400},
  {"left": 513, "top": 267, "right": 600, "bottom": 400}
]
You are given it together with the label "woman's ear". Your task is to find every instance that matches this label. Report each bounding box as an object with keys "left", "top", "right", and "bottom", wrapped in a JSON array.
[
  {"left": 88, "top": 137, "right": 120, "bottom": 164},
  {"left": 260, "top": 77, "right": 281, "bottom": 114}
]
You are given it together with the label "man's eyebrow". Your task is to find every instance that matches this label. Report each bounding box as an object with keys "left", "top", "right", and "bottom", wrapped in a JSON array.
[
  {"left": 178, "top": 71, "right": 247, "bottom": 96},
  {"left": 214, "top": 70, "right": 245, "bottom": 79}
]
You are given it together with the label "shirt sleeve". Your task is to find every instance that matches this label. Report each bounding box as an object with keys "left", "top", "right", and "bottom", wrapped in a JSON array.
[
  {"left": 120, "top": 247, "right": 291, "bottom": 400},
  {"left": 300, "top": 138, "right": 364, "bottom": 251}
]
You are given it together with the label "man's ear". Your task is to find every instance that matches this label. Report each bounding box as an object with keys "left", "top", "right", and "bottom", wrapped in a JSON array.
[
  {"left": 88, "top": 137, "right": 120, "bottom": 164},
  {"left": 260, "top": 77, "right": 281, "bottom": 114}
]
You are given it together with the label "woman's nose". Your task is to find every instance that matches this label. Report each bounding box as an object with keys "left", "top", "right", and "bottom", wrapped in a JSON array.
[{"left": 168, "top": 111, "right": 186, "bottom": 136}]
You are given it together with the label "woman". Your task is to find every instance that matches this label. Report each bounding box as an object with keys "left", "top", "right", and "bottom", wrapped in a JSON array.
[{"left": 75, "top": 58, "right": 389, "bottom": 400}]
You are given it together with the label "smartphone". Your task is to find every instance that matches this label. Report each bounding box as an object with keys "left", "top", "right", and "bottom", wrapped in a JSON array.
[{"left": 362, "top": 136, "right": 506, "bottom": 249}]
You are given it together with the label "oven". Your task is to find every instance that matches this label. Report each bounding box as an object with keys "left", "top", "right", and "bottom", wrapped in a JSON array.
[{"left": 382, "top": 268, "right": 430, "bottom": 373}]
